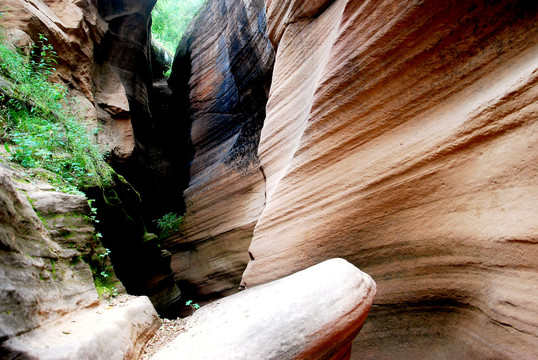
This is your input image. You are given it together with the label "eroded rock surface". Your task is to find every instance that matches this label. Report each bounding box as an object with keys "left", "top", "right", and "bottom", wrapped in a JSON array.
[
  {"left": 150, "top": 259, "right": 376, "bottom": 360},
  {"left": 240, "top": 0, "right": 538, "bottom": 358},
  {"left": 0, "top": 163, "right": 98, "bottom": 342},
  {"left": 164, "top": 0, "right": 275, "bottom": 300},
  {"left": 0, "top": 162, "right": 160, "bottom": 359},
  {"left": 2, "top": 295, "right": 159, "bottom": 360}
]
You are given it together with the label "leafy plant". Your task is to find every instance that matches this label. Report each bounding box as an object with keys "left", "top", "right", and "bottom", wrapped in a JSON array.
[
  {"left": 0, "top": 30, "right": 113, "bottom": 194},
  {"left": 91, "top": 247, "right": 120, "bottom": 299},
  {"left": 94, "top": 274, "right": 120, "bottom": 299},
  {"left": 98, "top": 248, "right": 111, "bottom": 258},
  {"left": 151, "top": 0, "right": 206, "bottom": 53},
  {"left": 186, "top": 300, "right": 200, "bottom": 310},
  {"left": 154, "top": 212, "right": 183, "bottom": 238}
]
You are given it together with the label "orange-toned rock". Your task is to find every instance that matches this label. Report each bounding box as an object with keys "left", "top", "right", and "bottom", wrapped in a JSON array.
[
  {"left": 238, "top": 0, "right": 538, "bottom": 358},
  {"left": 264, "top": 0, "right": 334, "bottom": 46}
]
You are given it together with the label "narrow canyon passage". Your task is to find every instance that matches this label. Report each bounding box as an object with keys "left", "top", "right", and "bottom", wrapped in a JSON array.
[{"left": 0, "top": 0, "right": 537, "bottom": 359}]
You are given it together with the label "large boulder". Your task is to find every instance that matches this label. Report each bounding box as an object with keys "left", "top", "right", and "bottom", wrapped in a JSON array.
[{"left": 150, "top": 259, "right": 376, "bottom": 360}]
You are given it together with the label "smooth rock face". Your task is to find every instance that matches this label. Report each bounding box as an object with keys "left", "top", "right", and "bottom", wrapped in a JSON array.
[
  {"left": 2, "top": 295, "right": 160, "bottom": 360},
  {"left": 165, "top": 0, "right": 275, "bottom": 299},
  {"left": 150, "top": 259, "right": 376, "bottom": 360},
  {"left": 238, "top": 0, "right": 538, "bottom": 358}
]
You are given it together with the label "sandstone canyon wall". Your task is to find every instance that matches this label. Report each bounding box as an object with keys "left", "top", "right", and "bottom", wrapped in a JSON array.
[
  {"left": 169, "top": 0, "right": 538, "bottom": 358},
  {"left": 1, "top": 0, "right": 537, "bottom": 358},
  {"left": 165, "top": 0, "right": 275, "bottom": 299},
  {"left": 251, "top": 0, "right": 538, "bottom": 358},
  {"left": 1, "top": 0, "right": 134, "bottom": 161}
]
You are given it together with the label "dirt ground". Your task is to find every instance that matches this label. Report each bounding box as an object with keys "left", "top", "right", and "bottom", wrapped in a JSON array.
[{"left": 140, "top": 317, "right": 188, "bottom": 359}]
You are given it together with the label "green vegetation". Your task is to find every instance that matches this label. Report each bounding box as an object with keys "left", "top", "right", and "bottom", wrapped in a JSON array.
[
  {"left": 0, "top": 32, "right": 113, "bottom": 194},
  {"left": 151, "top": 0, "right": 206, "bottom": 53},
  {"left": 186, "top": 299, "right": 200, "bottom": 310},
  {"left": 91, "top": 246, "right": 121, "bottom": 299},
  {"left": 154, "top": 212, "right": 183, "bottom": 238},
  {"left": 94, "top": 274, "right": 120, "bottom": 299},
  {"left": 50, "top": 258, "right": 57, "bottom": 279}
]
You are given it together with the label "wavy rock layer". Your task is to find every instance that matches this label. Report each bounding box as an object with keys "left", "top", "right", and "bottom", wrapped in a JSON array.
[
  {"left": 239, "top": 0, "right": 538, "bottom": 358},
  {"left": 165, "top": 0, "right": 274, "bottom": 299}
]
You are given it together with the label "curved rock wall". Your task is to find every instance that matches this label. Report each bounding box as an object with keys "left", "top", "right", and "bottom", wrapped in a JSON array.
[
  {"left": 239, "top": 0, "right": 538, "bottom": 358},
  {"left": 165, "top": 0, "right": 275, "bottom": 299}
]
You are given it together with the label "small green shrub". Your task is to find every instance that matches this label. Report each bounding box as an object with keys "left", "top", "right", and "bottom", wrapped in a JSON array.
[
  {"left": 186, "top": 299, "right": 200, "bottom": 310},
  {"left": 94, "top": 274, "right": 120, "bottom": 299},
  {"left": 154, "top": 212, "right": 183, "bottom": 238}
]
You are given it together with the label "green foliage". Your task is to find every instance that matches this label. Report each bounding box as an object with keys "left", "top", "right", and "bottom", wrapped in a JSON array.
[
  {"left": 154, "top": 212, "right": 183, "bottom": 238},
  {"left": 91, "top": 246, "right": 120, "bottom": 299},
  {"left": 151, "top": 0, "right": 206, "bottom": 53},
  {"left": 94, "top": 274, "right": 120, "bottom": 299},
  {"left": 50, "top": 258, "right": 57, "bottom": 279},
  {"left": 0, "top": 32, "right": 113, "bottom": 194},
  {"left": 186, "top": 299, "right": 200, "bottom": 310}
]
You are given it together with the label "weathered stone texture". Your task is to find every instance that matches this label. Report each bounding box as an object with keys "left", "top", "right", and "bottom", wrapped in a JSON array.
[
  {"left": 0, "top": 163, "right": 98, "bottom": 341},
  {"left": 0, "top": 161, "right": 159, "bottom": 359},
  {"left": 2, "top": 295, "right": 159, "bottom": 360},
  {"left": 238, "top": 0, "right": 538, "bottom": 358},
  {"left": 150, "top": 259, "right": 376, "bottom": 360},
  {"left": 165, "top": 0, "right": 275, "bottom": 299}
]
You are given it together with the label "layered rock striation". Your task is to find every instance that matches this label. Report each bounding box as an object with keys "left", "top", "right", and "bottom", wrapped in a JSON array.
[
  {"left": 240, "top": 0, "right": 538, "bottom": 358},
  {"left": 163, "top": 0, "right": 538, "bottom": 357},
  {"left": 165, "top": 0, "right": 275, "bottom": 299}
]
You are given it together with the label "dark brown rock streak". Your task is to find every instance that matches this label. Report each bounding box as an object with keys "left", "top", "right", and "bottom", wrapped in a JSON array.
[{"left": 165, "top": 0, "right": 275, "bottom": 300}]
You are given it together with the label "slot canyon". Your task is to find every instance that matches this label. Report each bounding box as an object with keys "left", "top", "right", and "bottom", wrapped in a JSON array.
[{"left": 0, "top": 0, "right": 537, "bottom": 359}]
